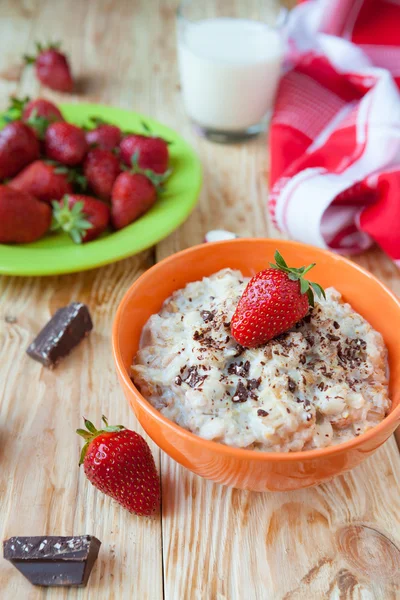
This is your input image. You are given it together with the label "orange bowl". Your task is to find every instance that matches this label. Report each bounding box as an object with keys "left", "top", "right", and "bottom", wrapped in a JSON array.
[{"left": 112, "top": 239, "right": 400, "bottom": 491}]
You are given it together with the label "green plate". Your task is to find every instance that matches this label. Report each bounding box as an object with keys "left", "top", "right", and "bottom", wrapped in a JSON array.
[{"left": 0, "top": 103, "right": 202, "bottom": 276}]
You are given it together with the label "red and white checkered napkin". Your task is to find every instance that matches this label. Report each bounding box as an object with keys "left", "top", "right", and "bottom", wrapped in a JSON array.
[{"left": 270, "top": 0, "right": 400, "bottom": 265}]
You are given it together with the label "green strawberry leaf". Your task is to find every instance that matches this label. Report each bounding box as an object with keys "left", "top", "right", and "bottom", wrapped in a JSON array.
[
  {"left": 78, "top": 441, "right": 90, "bottom": 466},
  {"left": 274, "top": 250, "right": 289, "bottom": 269},
  {"left": 76, "top": 429, "right": 92, "bottom": 440},
  {"left": 307, "top": 288, "right": 315, "bottom": 308},
  {"left": 84, "top": 418, "right": 97, "bottom": 434},
  {"left": 311, "top": 282, "right": 326, "bottom": 300},
  {"left": 300, "top": 278, "right": 310, "bottom": 294}
]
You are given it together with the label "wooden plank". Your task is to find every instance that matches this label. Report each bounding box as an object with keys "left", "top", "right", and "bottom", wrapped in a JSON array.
[
  {"left": 0, "top": 0, "right": 164, "bottom": 598},
  {"left": 0, "top": 255, "right": 165, "bottom": 600}
]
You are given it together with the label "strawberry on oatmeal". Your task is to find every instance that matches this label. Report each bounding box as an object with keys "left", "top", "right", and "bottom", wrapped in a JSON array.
[{"left": 132, "top": 265, "right": 390, "bottom": 453}]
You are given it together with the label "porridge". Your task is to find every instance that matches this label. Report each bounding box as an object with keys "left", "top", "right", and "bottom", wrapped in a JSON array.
[{"left": 132, "top": 269, "right": 390, "bottom": 452}]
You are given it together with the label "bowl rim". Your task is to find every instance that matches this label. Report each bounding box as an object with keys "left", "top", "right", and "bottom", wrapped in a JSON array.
[{"left": 113, "top": 238, "right": 400, "bottom": 462}]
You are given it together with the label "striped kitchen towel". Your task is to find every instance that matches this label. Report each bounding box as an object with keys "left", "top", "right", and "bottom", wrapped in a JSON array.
[{"left": 270, "top": 0, "right": 400, "bottom": 265}]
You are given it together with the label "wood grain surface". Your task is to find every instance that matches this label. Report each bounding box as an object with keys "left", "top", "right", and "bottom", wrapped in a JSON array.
[{"left": 0, "top": 1, "right": 399, "bottom": 599}]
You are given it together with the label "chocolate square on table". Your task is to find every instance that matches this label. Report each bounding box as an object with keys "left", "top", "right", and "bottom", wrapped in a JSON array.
[
  {"left": 3, "top": 535, "right": 101, "bottom": 587},
  {"left": 26, "top": 302, "right": 93, "bottom": 368}
]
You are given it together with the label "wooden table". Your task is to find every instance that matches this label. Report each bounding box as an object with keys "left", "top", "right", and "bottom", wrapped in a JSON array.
[{"left": 1, "top": 1, "right": 400, "bottom": 598}]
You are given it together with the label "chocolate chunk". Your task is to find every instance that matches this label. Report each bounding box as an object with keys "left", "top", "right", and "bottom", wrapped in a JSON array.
[
  {"left": 227, "top": 360, "right": 250, "bottom": 377},
  {"left": 257, "top": 409, "right": 269, "bottom": 417},
  {"left": 184, "top": 366, "right": 207, "bottom": 388},
  {"left": 233, "top": 344, "right": 245, "bottom": 357},
  {"left": 174, "top": 376, "right": 182, "bottom": 386},
  {"left": 223, "top": 321, "right": 231, "bottom": 328},
  {"left": 326, "top": 333, "right": 340, "bottom": 342},
  {"left": 305, "top": 335, "right": 314, "bottom": 347},
  {"left": 232, "top": 381, "right": 248, "bottom": 403},
  {"left": 193, "top": 330, "right": 203, "bottom": 341},
  {"left": 333, "top": 321, "right": 340, "bottom": 329},
  {"left": 287, "top": 377, "right": 296, "bottom": 393},
  {"left": 247, "top": 378, "right": 261, "bottom": 391},
  {"left": 3, "top": 536, "right": 101, "bottom": 587},
  {"left": 26, "top": 303, "right": 92, "bottom": 368},
  {"left": 200, "top": 310, "right": 215, "bottom": 323},
  {"left": 299, "top": 354, "right": 307, "bottom": 365}
]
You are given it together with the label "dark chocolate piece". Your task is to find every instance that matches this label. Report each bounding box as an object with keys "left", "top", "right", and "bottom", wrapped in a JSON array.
[
  {"left": 3, "top": 535, "right": 101, "bottom": 587},
  {"left": 26, "top": 302, "right": 93, "bottom": 368}
]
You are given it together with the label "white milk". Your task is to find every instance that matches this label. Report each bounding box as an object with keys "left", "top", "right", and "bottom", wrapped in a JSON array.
[{"left": 177, "top": 18, "right": 283, "bottom": 131}]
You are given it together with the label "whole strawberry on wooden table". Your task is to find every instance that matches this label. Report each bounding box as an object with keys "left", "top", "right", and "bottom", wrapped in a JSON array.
[{"left": 0, "top": 94, "right": 171, "bottom": 245}]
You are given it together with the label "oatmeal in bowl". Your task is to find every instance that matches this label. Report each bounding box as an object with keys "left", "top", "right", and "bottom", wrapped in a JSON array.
[
  {"left": 113, "top": 239, "right": 400, "bottom": 490},
  {"left": 132, "top": 268, "right": 390, "bottom": 453}
]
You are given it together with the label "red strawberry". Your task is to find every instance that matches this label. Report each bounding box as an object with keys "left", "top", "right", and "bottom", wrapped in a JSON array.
[
  {"left": 5, "top": 96, "right": 63, "bottom": 124},
  {"left": 111, "top": 172, "right": 157, "bottom": 230},
  {"left": 45, "top": 122, "right": 88, "bottom": 166},
  {"left": 24, "top": 42, "right": 73, "bottom": 93},
  {"left": 120, "top": 134, "right": 169, "bottom": 174},
  {"left": 231, "top": 251, "right": 325, "bottom": 348},
  {"left": 83, "top": 149, "right": 120, "bottom": 200},
  {"left": 23, "top": 98, "right": 63, "bottom": 123},
  {"left": 0, "top": 121, "right": 40, "bottom": 179},
  {"left": 0, "top": 185, "right": 51, "bottom": 243},
  {"left": 86, "top": 118, "right": 121, "bottom": 151},
  {"left": 77, "top": 416, "right": 160, "bottom": 516},
  {"left": 51, "top": 194, "right": 110, "bottom": 243},
  {"left": 9, "top": 160, "right": 73, "bottom": 203}
]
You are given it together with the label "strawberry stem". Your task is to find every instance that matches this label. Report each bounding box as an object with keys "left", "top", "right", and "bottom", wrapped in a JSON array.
[
  {"left": 269, "top": 250, "right": 326, "bottom": 307},
  {"left": 51, "top": 196, "right": 93, "bottom": 244},
  {"left": 76, "top": 416, "right": 126, "bottom": 466},
  {"left": 130, "top": 152, "right": 172, "bottom": 189}
]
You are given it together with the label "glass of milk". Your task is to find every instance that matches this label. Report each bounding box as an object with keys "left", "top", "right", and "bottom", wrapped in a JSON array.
[{"left": 177, "top": 0, "right": 286, "bottom": 142}]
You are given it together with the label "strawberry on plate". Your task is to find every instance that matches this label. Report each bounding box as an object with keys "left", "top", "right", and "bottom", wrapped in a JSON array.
[
  {"left": 51, "top": 194, "right": 110, "bottom": 243},
  {"left": 9, "top": 160, "right": 74, "bottom": 203},
  {"left": 5, "top": 96, "right": 63, "bottom": 125},
  {"left": 120, "top": 133, "right": 169, "bottom": 174},
  {"left": 0, "top": 121, "right": 40, "bottom": 179},
  {"left": 111, "top": 171, "right": 157, "bottom": 230},
  {"left": 83, "top": 148, "right": 120, "bottom": 200},
  {"left": 231, "top": 251, "right": 325, "bottom": 348},
  {"left": 23, "top": 98, "right": 63, "bottom": 123},
  {"left": 0, "top": 185, "right": 51, "bottom": 243},
  {"left": 85, "top": 118, "right": 122, "bottom": 151},
  {"left": 45, "top": 122, "right": 88, "bottom": 166},
  {"left": 24, "top": 42, "right": 73, "bottom": 93},
  {"left": 77, "top": 416, "right": 160, "bottom": 516}
]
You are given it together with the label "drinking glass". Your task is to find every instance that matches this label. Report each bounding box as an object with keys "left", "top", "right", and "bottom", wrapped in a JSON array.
[{"left": 177, "top": 0, "right": 286, "bottom": 143}]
